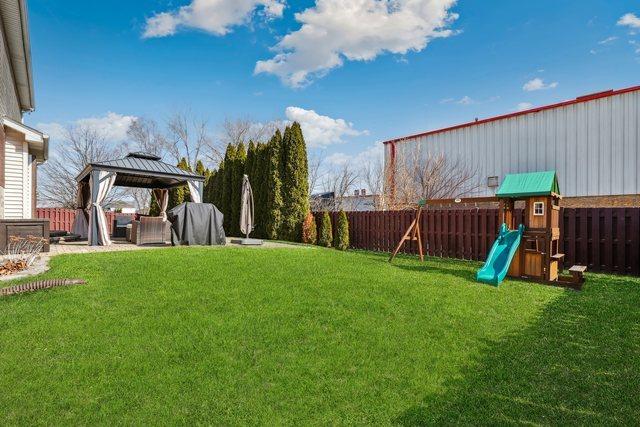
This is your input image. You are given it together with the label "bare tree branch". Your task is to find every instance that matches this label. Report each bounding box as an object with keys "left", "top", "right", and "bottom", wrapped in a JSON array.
[
  {"left": 308, "top": 152, "right": 325, "bottom": 194},
  {"left": 385, "top": 147, "right": 480, "bottom": 210},
  {"left": 39, "top": 125, "right": 126, "bottom": 208},
  {"left": 126, "top": 117, "right": 167, "bottom": 157},
  {"left": 166, "top": 110, "right": 212, "bottom": 169},
  {"left": 321, "top": 162, "right": 361, "bottom": 211},
  {"left": 361, "top": 155, "right": 386, "bottom": 210}
]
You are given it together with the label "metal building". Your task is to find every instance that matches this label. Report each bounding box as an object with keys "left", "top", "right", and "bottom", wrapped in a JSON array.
[{"left": 384, "top": 86, "right": 640, "bottom": 200}]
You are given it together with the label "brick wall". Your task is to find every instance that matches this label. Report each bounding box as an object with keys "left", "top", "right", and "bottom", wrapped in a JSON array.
[{"left": 561, "top": 195, "right": 640, "bottom": 208}]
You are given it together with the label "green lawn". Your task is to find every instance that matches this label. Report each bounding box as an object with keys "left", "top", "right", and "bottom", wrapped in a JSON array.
[{"left": 1, "top": 246, "right": 638, "bottom": 425}]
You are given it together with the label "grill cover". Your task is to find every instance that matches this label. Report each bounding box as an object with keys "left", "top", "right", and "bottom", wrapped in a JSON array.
[{"left": 167, "top": 202, "right": 226, "bottom": 246}]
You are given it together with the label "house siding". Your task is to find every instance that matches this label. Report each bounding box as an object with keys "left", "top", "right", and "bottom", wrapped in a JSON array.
[
  {"left": 385, "top": 89, "right": 640, "bottom": 200},
  {"left": 4, "top": 132, "right": 31, "bottom": 219},
  {"left": 0, "top": 20, "right": 21, "bottom": 121}
]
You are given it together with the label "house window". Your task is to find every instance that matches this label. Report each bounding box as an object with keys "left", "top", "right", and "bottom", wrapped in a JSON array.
[{"left": 533, "top": 202, "right": 544, "bottom": 216}]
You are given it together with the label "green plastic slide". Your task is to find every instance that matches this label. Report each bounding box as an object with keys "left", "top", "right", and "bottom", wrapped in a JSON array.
[{"left": 476, "top": 223, "right": 525, "bottom": 286}]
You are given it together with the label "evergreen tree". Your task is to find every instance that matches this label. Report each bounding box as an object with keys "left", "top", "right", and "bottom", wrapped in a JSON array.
[
  {"left": 212, "top": 161, "right": 224, "bottom": 208},
  {"left": 318, "top": 212, "right": 333, "bottom": 248},
  {"left": 244, "top": 141, "right": 259, "bottom": 237},
  {"left": 253, "top": 143, "right": 269, "bottom": 238},
  {"left": 195, "top": 159, "right": 207, "bottom": 176},
  {"left": 149, "top": 191, "right": 161, "bottom": 216},
  {"left": 280, "top": 122, "right": 310, "bottom": 242},
  {"left": 335, "top": 210, "right": 349, "bottom": 250},
  {"left": 168, "top": 157, "right": 192, "bottom": 209},
  {"left": 245, "top": 141, "right": 256, "bottom": 179},
  {"left": 222, "top": 144, "right": 236, "bottom": 232},
  {"left": 264, "top": 130, "right": 284, "bottom": 240},
  {"left": 230, "top": 142, "right": 247, "bottom": 236},
  {"left": 203, "top": 169, "right": 216, "bottom": 204}
]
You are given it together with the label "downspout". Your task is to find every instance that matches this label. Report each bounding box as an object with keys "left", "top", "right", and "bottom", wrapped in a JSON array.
[{"left": 386, "top": 141, "right": 396, "bottom": 205}]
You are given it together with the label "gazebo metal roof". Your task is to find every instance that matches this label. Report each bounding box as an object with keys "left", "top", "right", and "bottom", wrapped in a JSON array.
[{"left": 76, "top": 152, "right": 204, "bottom": 189}]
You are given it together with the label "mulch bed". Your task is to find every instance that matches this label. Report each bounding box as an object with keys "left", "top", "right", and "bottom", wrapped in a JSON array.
[{"left": 0, "top": 259, "right": 28, "bottom": 276}]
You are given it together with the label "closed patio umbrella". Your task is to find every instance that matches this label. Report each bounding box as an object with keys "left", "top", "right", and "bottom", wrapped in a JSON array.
[
  {"left": 237, "top": 175, "right": 262, "bottom": 245},
  {"left": 240, "top": 174, "right": 254, "bottom": 238}
]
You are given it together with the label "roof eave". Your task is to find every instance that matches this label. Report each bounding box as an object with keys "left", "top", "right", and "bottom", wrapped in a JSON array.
[
  {"left": 2, "top": 116, "right": 47, "bottom": 161},
  {"left": 17, "top": 0, "right": 34, "bottom": 111}
]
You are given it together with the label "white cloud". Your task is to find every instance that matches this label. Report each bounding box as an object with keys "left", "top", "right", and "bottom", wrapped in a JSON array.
[
  {"left": 255, "top": 0, "right": 459, "bottom": 87},
  {"left": 37, "top": 112, "right": 137, "bottom": 143},
  {"left": 516, "top": 102, "right": 533, "bottom": 111},
  {"left": 143, "top": 0, "right": 285, "bottom": 38},
  {"left": 598, "top": 36, "right": 618, "bottom": 45},
  {"left": 523, "top": 78, "right": 558, "bottom": 91},
  {"left": 326, "top": 152, "right": 352, "bottom": 166},
  {"left": 440, "top": 95, "right": 499, "bottom": 105},
  {"left": 354, "top": 141, "right": 384, "bottom": 164},
  {"left": 456, "top": 95, "right": 475, "bottom": 105},
  {"left": 37, "top": 122, "right": 66, "bottom": 141},
  {"left": 618, "top": 13, "right": 640, "bottom": 29},
  {"left": 285, "top": 106, "right": 367, "bottom": 148},
  {"left": 326, "top": 142, "right": 383, "bottom": 167}
]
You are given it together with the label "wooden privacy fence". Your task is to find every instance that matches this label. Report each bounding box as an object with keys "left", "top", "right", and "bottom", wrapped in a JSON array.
[
  {"left": 36, "top": 208, "right": 135, "bottom": 235},
  {"left": 318, "top": 208, "right": 640, "bottom": 276}
]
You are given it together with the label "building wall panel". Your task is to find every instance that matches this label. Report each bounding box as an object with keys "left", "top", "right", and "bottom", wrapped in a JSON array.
[{"left": 385, "top": 90, "right": 640, "bottom": 198}]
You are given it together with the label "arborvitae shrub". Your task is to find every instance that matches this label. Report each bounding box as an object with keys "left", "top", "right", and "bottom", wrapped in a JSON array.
[
  {"left": 279, "top": 122, "right": 309, "bottom": 242},
  {"left": 265, "top": 130, "right": 283, "bottom": 240},
  {"left": 318, "top": 212, "right": 333, "bottom": 248},
  {"left": 335, "top": 210, "right": 349, "bottom": 251},
  {"left": 302, "top": 211, "right": 317, "bottom": 245},
  {"left": 148, "top": 192, "right": 160, "bottom": 216}
]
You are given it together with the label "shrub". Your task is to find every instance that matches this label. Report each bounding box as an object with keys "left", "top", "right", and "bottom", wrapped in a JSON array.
[
  {"left": 302, "top": 212, "right": 317, "bottom": 245},
  {"left": 264, "top": 130, "right": 284, "bottom": 240},
  {"left": 335, "top": 210, "right": 349, "bottom": 251},
  {"left": 280, "top": 123, "right": 309, "bottom": 242},
  {"left": 318, "top": 212, "right": 333, "bottom": 247}
]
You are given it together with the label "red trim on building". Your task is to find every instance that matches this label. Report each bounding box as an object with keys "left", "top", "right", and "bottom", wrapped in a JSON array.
[{"left": 383, "top": 85, "right": 640, "bottom": 145}]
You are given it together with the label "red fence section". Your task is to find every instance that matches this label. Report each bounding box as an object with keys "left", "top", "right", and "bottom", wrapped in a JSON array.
[
  {"left": 560, "top": 208, "right": 640, "bottom": 276},
  {"left": 36, "top": 208, "right": 135, "bottom": 235},
  {"left": 39, "top": 207, "right": 640, "bottom": 275},
  {"left": 318, "top": 208, "right": 640, "bottom": 276}
]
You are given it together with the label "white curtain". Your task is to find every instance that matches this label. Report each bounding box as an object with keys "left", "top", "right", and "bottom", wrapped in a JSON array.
[
  {"left": 153, "top": 189, "right": 169, "bottom": 220},
  {"left": 71, "top": 183, "right": 89, "bottom": 239},
  {"left": 187, "top": 180, "right": 202, "bottom": 203},
  {"left": 71, "top": 210, "right": 88, "bottom": 239},
  {"left": 88, "top": 170, "right": 116, "bottom": 246}
]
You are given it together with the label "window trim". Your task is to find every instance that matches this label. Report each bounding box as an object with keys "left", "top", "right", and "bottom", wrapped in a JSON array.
[{"left": 533, "top": 201, "right": 545, "bottom": 216}]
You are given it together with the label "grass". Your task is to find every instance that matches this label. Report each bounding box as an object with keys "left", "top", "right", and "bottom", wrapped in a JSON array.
[{"left": 0, "top": 246, "right": 638, "bottom": 425}]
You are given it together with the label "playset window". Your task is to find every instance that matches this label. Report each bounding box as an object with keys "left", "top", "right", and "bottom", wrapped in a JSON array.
[{"left": 533, "top": 202, "right": 544, "bottom": 216}]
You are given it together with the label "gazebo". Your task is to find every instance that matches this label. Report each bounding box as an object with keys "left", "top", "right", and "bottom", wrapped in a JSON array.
[{"left": 73, "top": 152, "right": 205, "bottom": 246}]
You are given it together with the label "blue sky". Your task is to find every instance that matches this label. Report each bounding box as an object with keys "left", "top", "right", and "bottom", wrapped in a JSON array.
[{"left": 26, "top": 0, "right": 640, "bottom": 167}]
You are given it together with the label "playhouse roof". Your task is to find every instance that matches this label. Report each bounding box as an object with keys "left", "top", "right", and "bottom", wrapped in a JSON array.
[{"left": 496, "top": 171, "right": 560, "bottom": 198}]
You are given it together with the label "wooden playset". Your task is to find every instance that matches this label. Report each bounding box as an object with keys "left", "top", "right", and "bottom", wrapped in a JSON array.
[
  {"left": 389, "top": 171, "right": 586, "bottom": 289},
  {"left": 487, "top": 171, "right": 586, "bottom": 289}
]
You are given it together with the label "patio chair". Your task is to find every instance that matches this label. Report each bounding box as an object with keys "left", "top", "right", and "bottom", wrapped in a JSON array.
[
  {"left": 112, "top": 216, "right": 133, "bottom": 238},
  {"left": 131, "top": 217, "right": 170, "bottom": 245}
]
